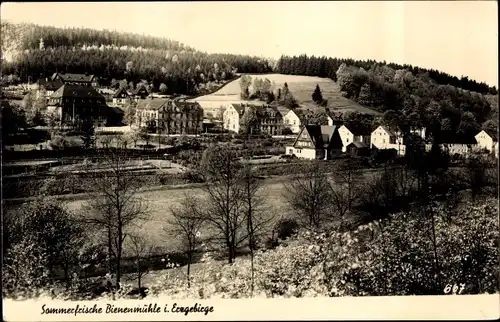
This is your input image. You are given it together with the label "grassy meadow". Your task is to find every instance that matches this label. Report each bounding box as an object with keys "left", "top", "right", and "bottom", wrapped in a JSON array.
[{"left": 191, "top": 73, "right": 381, "bottom": 116}]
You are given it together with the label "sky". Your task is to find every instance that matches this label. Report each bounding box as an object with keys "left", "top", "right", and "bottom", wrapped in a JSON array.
[{"left": 2, "top": 1, "right": 498, "bottom": 87}]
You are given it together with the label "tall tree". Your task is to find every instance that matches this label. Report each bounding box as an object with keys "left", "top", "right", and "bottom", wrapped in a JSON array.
[
  {"left": 199, "top": 144, "right": 246, "bottom": 263},
  {"left": 166, "top": 193, "right": 205, "bottom": 288},
  {"left": 312, "top": 84, "right": 323, "bottom": 104},
  {"left": 84, "top": 151, "right": 150, "bottom": 286},
  {"left": 283, "top": 162, "right": 333, "bottom": 229}
]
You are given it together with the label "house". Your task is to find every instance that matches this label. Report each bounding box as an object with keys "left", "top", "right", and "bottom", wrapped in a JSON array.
[
  {"left": 254, "top": 105, "right": 284, "bottom": 135},
  {"left": 475, "top": 129, "right": 498, "bottom": 154},
  {"left": 285, "top": 125, "right": 343, "bottom": 160},
  {"left": 440, "top": 143, "right": 475, "bottom": 158},
  {"left": 283, "top": 109, "right": 302, "bottom": 134},
  {"left": 112, "top": 87, "right": 132, "bottom": 107},
  {"left": 135, "top": 98, "right": 203, "bottom": 134},
  {"left": 51, "top": 73, "right": 97, "bottom": 87},
  {"left": 130, "top": 86, "right": 150, "bottom": 100},
  {"left": 338, "top": 125, "right": 371, "bottom": 152},
  {"left": 346, "top": 141, "right": 371, "bottom": 157},
  {"left": 36, "top": 78, "right": 64, "bottom": 99},
  {"left": 46, "top": 84, "right": 109, "bottom": 128},
  {"left": 370, "top": 125, "right": 406, "bottom": 155},
  {"left": 223, "top": 103, "right": 245, "bottom": 133},
  {"left": 223, "top": 103, "right": 284, "bottom": 135},
  {"left": 326, "top": 110, "right": 343, "bottom": 127},
  {"left": 425, "top": 135, "right": 478, "bottom": 158},
  {"left": 371, "top": 126, "right": 426, "bottom": 156},
  {"left": 161, "top": 98, "right": 204, "bottom": 135}
]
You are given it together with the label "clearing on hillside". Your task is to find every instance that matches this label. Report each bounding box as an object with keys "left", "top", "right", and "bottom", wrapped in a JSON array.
[{"left": 190, "top": 73, "right": 381, "bottom": 116}]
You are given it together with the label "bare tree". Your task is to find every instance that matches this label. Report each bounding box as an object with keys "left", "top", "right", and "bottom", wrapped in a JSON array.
[
  {"left": 330, "top": 158, "right": 364, "bottom": 226},
  {"left": 165, "top": 193, "right": 205, "bottom": 288},
  {"left": 126, "top": 233, "right": 157, "bottom": 297},
  {"left": 283, "top": 161, "right": 333, "bottom": 229},
  {"left": 199, "top": 144, "right": 246, "bottom": 264},
  {"left": 240, "top": 163, "right": 274, "bottom": 296},
  {"left": 84, "top": 151, "right": 150, "bottom": 286}
]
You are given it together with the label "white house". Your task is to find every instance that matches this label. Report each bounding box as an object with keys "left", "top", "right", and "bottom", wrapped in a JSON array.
[
  {"left": 283, "top": 110, "right": 302, "bottom": 134},
  {"left": 338, "top": 125, "right": 371, "bottom": 152},
  {"left": 112, "top": 87, "right": 132, "bottom": 107},
  {"left": 223, "top": 104, "right": 245, "bottom": 133},
  {"left": 286, "top": 125, "right": 343, "bottom": 160},
  {"left": 475, "top": 130, "right": 498, "bottom": 154},
  {"left": 371, "top": 126, "right": 427, "bottom": 156},
  {"left": 370, "top": 125, "right": 406, "bottom": 155}
]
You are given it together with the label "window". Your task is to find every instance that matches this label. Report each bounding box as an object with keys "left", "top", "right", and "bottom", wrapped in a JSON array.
[{"left": 383, "top": 139, "right": 386, "bottom": 144}]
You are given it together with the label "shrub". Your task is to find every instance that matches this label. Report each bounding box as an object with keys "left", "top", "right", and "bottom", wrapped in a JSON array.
[
  {"left": 180, "top": 170, "right": 205, "bottom": 183},
  {"left": 275, "top": 218, "right": 300, "bottom": 241}
]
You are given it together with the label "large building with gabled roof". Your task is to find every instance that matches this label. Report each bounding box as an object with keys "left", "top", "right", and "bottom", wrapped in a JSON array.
[
  {"left": 51, "top": 73, "right": 98, "bottom": 87},
  {"left": 47, "top": 84, "right": 110, "bottom": 128}
]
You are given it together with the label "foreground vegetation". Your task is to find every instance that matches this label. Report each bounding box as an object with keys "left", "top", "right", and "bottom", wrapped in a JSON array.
[{"left": 3, "top": 142, "right": 498, "bottom": 300}]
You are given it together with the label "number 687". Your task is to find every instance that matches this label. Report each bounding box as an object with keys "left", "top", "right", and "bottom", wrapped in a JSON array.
[{"left": 444, "top": 283, "right": 465, "bottom": 295}]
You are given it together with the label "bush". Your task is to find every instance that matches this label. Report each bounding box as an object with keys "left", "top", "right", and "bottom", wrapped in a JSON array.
[
  {"left": 275, "top": 218, "right": 300, "bottom": 241},
  {"left": 180, "top": 170, "right": 205, "bottom": 183}
]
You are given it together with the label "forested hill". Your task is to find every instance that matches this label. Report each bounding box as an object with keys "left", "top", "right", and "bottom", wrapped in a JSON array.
[
  {"left": 277, "top": 55, "right": 497, "bottom": 95},
  {"left": 0, "top": 22, "right": 274, "bottom": 94}
]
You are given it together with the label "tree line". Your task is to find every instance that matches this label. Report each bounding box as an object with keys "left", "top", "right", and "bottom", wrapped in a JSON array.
[
  {"left": 1, "top": 23, "right": 274, "bottom": 94},
  {"left": 1, "top": 22, "right": 196, "bottom": 52},
  {"left": 277, "top": 54, "right": 497, "bottom": 95}
]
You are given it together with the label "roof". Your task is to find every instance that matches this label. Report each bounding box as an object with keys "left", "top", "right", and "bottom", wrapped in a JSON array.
[
  {"left": 231, "top": 103, "right": 248, "bottom": 115},
  {"left": 378, "top": 125, "right": 397, "bottom": 137},
  {"left": 37, "top": 78, "right": 63, "bottom": 91},
  {"left": 52, "top": 73, "right": 94, "bottom": 83},
  {"left": 347, "top": 141, "right": 369, "bottom": 149},
  {"left": 276, "top": 106, "right": 290, "bottom": 116},
  {"left": 113, "top": 87, "right": 130, "bottom": 98},
  {"left": 50, "top": 84, "right": 105, "bottom": 99},
  {"left": 343, "top": 125, "right": 371, "bottom": 136},
  {"left": 136, "top": 98, "right": 168, "bottom": 110},
  {"left": 299, "top": 125, "right": 338, "bottom": 149},
  {"left": 170, "top": 100, "right": 203, "bottom": 112},
  {"left": 293, "top": 109, "right": 314, "bottom": 122},
  {"left": 131, "top": 86, "right": 149, "bottom": 95}
]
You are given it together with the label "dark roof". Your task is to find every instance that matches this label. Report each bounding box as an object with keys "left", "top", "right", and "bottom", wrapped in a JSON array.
[
  {"left": 344, "top": 125, "right": 371, "bottom": 136},
  {"left": 171, "top": 100, "right": 203, "bottom": 112},
  {"left": 276, "top": 106, "right": 290, "bottom": 116},
  {"left": 52, "top": 73, "right": 94, "bottom": 83},
  {"left": 347, "top": 141, "right": 369, "bottom": 149},
  {"left": 136, "top": 98, "right": 168, "bottom": 110},
  {"left": 51, "top": 84, "right": 105, "bottom": 99},
  {"left": 131, "top": 86, "right": 149, "bottom": 95},
  {"left": 301, "top": 125, "right": 338, "bottom": 149},
  {"left": 113, "top": 87, "right": 130, "bottom": 98},
  {"left": 294, "top": 109, "right": 314, "bottom": 121},
  {"left": 37, "top": 78, "right": 64, "bottom": 91}
]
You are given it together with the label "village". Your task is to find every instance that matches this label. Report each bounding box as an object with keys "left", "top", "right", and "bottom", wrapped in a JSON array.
[
  {"left": 2, "top": 2, "right": 498, "bottom": 309},
  {"left": 4, "top": 71, "right": 498, "bottom": 163}
]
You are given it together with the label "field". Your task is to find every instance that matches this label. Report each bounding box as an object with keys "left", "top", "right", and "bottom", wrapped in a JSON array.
[
  {"left": 189, "top": 73, "right": 381, "bottom": 116},
  {"left": 63, "top": 178, "right": 292, "bottom": 255}
]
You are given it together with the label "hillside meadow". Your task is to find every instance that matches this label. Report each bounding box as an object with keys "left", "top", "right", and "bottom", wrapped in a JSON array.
[{"left": 191, "top": 73, "right": 381, "bottom": 116}]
